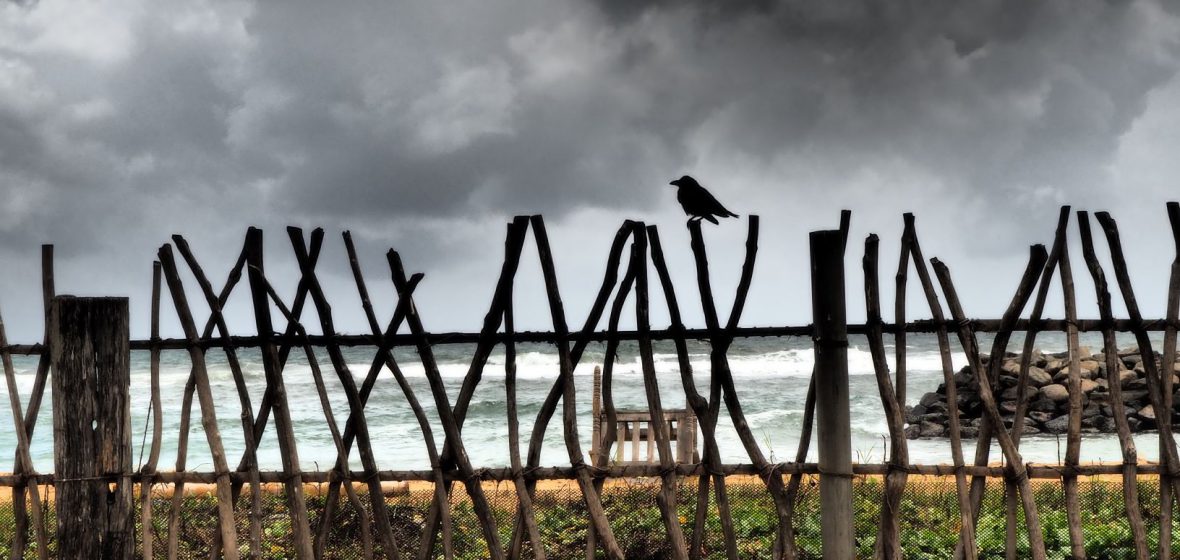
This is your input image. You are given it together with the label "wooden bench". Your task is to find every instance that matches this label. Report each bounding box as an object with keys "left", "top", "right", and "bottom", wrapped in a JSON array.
[{"left": 589, "top": 366, "right": 698, "bottom": 465}]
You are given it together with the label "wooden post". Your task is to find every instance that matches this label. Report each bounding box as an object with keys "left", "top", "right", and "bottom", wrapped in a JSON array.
[
  {"left": 341, "top": 232, "right": 446, "bottom": 560},
  {"left": 5, "top": 244, "right": 52, "bottom": 560},
  {"left": 243, "top": 228, "right": 313, "bottom": 560},
  {"left": 809, "top": 230, "right": 853, "bottom": 559},
  {"left": 1161, "top": 201, "right": 1180, "bottom": 560},
  {"left": 389, "top": 251, "right": 506, "bottom": 560},
  {"left": 141, "top": 262, "right": 164, "bottom": 560},
  {"left": 49, "top": 296, "right": 133, "bottom": 560},
  {"left": 528, "top": 215, "right": 624, "bottom": 560},
  {"left": 1078, "top": 212, "right": 1150, "bottom": 557},
  {"left": 907, "top": 216, "right": 979, "bottom": 560},
  {"left": 502, "top": 287, "right": 547, "bottom": 560},
  {"left": 650, "top": 222, "right": 738, "bottom": 560},
  {"left": 633, "top": 228, "right": 690, "bottom": 558},
  {"left": 863, "top": 234, "right": 909, "bottom": 560},
  {"left": 287, "top": 228, "right": 401, "bottom": 559},
  {"left": 687, "top": 218, "right": 794, "bottom": 559},
  {"left": 592, "top": 365, "right": 602, "bottom": 460}
]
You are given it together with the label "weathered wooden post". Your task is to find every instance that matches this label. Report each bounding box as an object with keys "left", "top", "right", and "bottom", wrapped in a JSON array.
[
  {"left": 810, "top": 230, "right": 853, "bottom": 559},
  {"left": 49, "top": 296, "right": 133, "bottom": 560},
  {"left": 591, "top": 365, "right": 602, "bottom": 460}
]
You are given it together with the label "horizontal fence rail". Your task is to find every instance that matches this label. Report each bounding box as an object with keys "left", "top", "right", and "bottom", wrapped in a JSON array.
[
  {"left": 0, "top": 203, "right": 1178, "bottom": 559},
  {"left": 0, "top": 462, "right": 1172, "bottom": 487},
  {"left": 4, "top": 319, "right": 1180, "bottom": 355}
]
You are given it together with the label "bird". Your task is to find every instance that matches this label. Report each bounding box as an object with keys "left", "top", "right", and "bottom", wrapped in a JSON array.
[{"left": 669, "top": 175, "right": 739, "bottom": 225}]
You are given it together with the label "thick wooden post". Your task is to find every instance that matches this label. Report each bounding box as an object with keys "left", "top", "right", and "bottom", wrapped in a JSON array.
[
  {"left": 809, "top": 230, "right": 853, "bottom": 560},
  {"left": 49, "top": 296, "right": 133, "bottom": 560}
]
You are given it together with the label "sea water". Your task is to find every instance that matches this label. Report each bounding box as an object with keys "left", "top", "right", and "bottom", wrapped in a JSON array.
[{"left": 0, "top": 332, "right": 1174, "bottom": 473}]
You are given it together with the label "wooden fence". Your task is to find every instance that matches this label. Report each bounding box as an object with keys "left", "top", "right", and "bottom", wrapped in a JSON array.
[{"left": 0, "top": 204, "right": 1179, "bottom": 559}]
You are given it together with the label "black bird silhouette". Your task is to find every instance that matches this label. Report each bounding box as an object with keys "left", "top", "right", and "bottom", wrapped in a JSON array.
[{"left": 670, "top": 175, "right": 739, "bottom": 225}]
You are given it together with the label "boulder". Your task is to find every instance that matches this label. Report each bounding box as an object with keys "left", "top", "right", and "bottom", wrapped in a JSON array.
[
  {"left": 1027, "top": 366, "right": 1053, "bottom": 387},
  {"left": 919, "top": 392, "right": 942, "bottom": 408},
  {"left": 1078, "top": 360, "right": 1101, "bottom": 378},
  {"left": 901, "top": 349, "right": 1170, "bottom": 437},
  {"left": 1029, "top": 397, "right": 1058, "bottom": 412},
  {"left": 1052, "top": 369, "right": 1070, "bottom": 384},
  {"left": 953, "top": 369, "right": 974, "bottom": 387},
  {"left": 1001, "top": 385, "right": 1038, "bottom": 402},
  {"left": 955, "top": 390, "right": 978, "bottom": 404},
  {"left": 1119, "top": 369, "right": 1138, "bottom": 388},
  {"left": 1028, "top": 411, "right": 1055, "bottom": 424},
  {"left": 1121, "top": 389, "right": 1149, "bottom": 404},
  {"left": 1044, "top": 415, "right": 1071, "bottom": 434},
  {"left": 1082, "top": 415, "right": 1110, "bottom": 430},
  {"left": 920, "top": 413, "right": 946, "bottom": 424},
  {"left": 1001, "top": 360, "right": 1022, "bottom": 376},
  {"left": 919, "top": 421, "right": 946, "bottom": 438},
  {"left": 1054, "top": 364, "right": 1097, "bottom": 384},
  {"left": 956, "top": 393, "right": 982, "bottom": 417},
  {"left": 1040, "top": 384, "right": 1070, "bottom": 403}
]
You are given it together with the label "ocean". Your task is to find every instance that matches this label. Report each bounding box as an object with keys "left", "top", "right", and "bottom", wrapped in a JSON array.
[{"left": 1, "top": 332, "right": 1175, "bottom": 473}]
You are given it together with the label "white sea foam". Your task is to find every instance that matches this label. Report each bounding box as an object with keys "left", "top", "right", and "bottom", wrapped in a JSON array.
[{"left": 2, "top": 338, "right": 1171, "bottom": 472}]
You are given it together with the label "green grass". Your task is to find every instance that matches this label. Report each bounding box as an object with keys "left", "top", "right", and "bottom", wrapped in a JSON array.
[{"left": 1, "top": 476, "right": 1177, "bottom": 559}]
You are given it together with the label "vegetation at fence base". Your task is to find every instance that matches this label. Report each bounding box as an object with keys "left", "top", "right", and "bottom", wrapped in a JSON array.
[{"left": 1, "top": 476, "right": 1177, "bottom": 559}]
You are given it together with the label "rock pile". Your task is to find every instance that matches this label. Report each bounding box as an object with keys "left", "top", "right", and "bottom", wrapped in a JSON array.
[{"left": 905, "top": 347, "right": 1180, "bottom": 439}]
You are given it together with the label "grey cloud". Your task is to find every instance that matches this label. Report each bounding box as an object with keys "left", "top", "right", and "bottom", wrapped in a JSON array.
[
  {"left": 0, "top": 0, "right": 1179, "bottom": 339},
  {"left": 583, "top": 0, "right": 1178, "bottom": 249}
]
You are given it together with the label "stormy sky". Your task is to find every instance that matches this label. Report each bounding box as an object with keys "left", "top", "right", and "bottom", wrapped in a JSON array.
[{"left": 2, "top": 0, "right": 1179, "bottom": 341}]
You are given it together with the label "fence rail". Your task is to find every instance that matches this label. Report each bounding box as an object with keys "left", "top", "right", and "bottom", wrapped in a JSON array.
[
  {"left": 1, "top": 203, "right": 1179, "bottom": 559},
  {"left": 5, "top": 319, "right": 1180, "bottom": 356},
  {"left": 4, "top": 462, "right": 1174, "bottom": 488}
]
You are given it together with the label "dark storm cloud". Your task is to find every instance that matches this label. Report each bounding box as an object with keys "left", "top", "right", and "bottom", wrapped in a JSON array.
[
  {"left": 0, "top": 0, "right": 1178, "bottom": 338},
  {"left": 580, "top": 0, "right": 1178, "bottom": 209},
  {"left": 228, "top": 0, "right": 680, "bottom": 223}
]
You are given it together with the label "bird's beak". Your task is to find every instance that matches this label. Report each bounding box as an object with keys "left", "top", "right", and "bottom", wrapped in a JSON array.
[{"left": 668, "top": 181, "right": 678, "bottom": 187}]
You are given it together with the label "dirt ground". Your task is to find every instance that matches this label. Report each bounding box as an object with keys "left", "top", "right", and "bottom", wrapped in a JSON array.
[{"left": 0, "top": 461, "right": 1156, "bottom": 503}]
